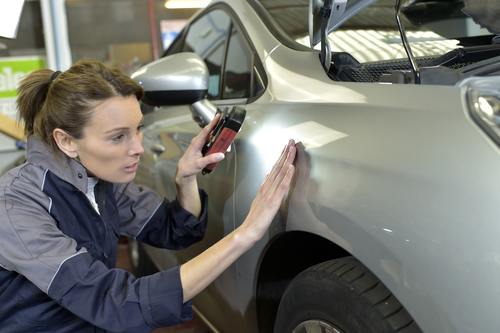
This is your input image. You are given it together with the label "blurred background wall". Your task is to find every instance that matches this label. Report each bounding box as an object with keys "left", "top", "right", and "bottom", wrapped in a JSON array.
[{"left": 0, "top": 0, "right": 202, "bottom": 176}]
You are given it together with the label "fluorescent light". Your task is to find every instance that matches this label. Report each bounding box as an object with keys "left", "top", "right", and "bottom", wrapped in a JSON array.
[{"left": 165, "top": 0, "right": 211, "bottom": 9}]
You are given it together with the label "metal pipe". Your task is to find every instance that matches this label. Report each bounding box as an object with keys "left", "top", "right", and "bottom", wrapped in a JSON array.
[
  {"left": 50, "top": 0, "right": 72, "bottom": 70},
  {"left": 320, "top": 0, "right": 332, "bottom": 72},
  {"left": 395, "top": 0, "right": 420, "bottom": 84},
  {"left": 40, "top": 0, "right": 57, "bottom": 70}
]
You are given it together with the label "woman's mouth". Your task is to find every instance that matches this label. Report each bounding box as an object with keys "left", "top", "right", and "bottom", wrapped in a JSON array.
[{"left": 124, "top": 162, "right": 138, "bottom": 173}]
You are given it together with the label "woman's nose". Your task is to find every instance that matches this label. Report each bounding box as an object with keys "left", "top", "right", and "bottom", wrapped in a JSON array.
[{"left": 130, "top": 134, "right": 144, "bottom": 156}]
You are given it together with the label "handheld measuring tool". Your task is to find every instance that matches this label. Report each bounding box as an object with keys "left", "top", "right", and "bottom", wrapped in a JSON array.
[{"left": 202, "top": 106, "right": 246, "bottom": 175}]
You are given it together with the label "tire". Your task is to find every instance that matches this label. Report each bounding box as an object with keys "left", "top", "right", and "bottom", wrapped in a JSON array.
[
  {"left": 127, "top": 238, "right": 159, "bottom": 277},
  {"left": 274, "top": 257, "right": 422, "bottom": 333}
]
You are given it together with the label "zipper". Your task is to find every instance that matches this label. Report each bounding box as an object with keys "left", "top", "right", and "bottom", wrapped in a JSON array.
[{"left": 77, "top": 186, "right": 110, "bottom": 267}]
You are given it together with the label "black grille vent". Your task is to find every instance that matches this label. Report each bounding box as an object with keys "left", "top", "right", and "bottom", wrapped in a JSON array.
[{"left": 348, "top": 58, "right": 435, "bottom": 82}]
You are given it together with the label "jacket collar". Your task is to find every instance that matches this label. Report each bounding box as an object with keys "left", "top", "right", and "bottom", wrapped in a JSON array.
[{"left": 26, "top": 135, "right": 89, "bottom": 193}]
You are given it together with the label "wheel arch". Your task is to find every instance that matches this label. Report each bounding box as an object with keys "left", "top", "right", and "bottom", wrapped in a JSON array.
[{"left": 255, "top": 231, "right": 350, "bottom": 333}]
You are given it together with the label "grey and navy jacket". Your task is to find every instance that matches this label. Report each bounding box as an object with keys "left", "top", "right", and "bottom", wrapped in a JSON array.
[{"left": 0, "top": 135, "right": 208, "bottom": 332}]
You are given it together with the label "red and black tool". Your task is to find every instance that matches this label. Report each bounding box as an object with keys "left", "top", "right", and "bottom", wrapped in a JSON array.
[{"left": 202, "top": 106, "right": 246, "bottom": 175}]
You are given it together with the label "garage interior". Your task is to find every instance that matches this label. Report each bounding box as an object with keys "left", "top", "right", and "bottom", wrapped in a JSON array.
[
  {"left": 3, "top": 1, "right": 498, "bottom": 332},
  {"left": 0, "top": 0, "right": 201, "bottom": 169}
]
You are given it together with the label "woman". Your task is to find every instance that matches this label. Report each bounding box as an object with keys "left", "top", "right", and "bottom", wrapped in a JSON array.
[{"left": 0, "top": 59, "right": 296, "bottom": 332}]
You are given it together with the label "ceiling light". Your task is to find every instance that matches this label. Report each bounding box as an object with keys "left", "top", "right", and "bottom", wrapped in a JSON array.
[{"left": 165, "top": 0, "right": 211, "bottom": 9}]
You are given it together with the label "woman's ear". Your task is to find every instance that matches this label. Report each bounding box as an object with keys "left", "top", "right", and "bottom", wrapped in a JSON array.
[{"left": 53, "top": 128, "right": 79, "bottom": 159}]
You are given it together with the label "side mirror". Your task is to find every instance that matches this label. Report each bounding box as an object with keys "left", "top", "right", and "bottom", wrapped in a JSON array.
[{"left": 131, "top": 52, "right": 209, "bottom": 107}]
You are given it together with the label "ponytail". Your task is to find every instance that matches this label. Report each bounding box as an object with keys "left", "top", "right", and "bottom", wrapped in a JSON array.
[{"left": 16, "top": 69, "right": 54, "bottom": 138}]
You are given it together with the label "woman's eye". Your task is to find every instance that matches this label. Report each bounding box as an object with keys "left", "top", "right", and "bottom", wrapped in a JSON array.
[
  {"left": 137, "top": 124, "right": 144, "bottom": 132},
  {"left": 113, "top": 134, "right": 125, "bottom": 141}
]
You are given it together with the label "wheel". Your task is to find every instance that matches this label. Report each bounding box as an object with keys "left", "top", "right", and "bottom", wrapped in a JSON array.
[
  {"left": 274, "top": 257, "right": 422, "bottom": 333},
  {"left": 127, "top": 238, "right": 158, "bottom": 277}
]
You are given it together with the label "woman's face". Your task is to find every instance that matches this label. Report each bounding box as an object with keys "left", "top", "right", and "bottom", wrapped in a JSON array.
[{"left": 73, "top": 95, "right": 144, "bottom": 183}]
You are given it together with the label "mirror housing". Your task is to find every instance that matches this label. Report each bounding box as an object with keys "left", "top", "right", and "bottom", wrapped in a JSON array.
[{"left": 131, "top": 52, "right": 209, "bottom": 106}]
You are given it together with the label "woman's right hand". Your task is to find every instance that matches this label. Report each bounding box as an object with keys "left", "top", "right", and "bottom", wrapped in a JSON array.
[
  {"left": 238, "top": 139, "right": 297, "bottom": 243},
  {"left": 180, "top": 139, "right": 296, "bottom": 303}
]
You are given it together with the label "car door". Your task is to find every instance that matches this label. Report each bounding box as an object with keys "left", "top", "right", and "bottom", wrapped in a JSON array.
[{"left": 136, "top": 5, "right": 264, "bottom": 332}]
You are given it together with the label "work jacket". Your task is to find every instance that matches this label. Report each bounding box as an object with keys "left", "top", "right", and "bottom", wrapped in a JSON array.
[{"left": 0, "top": 135, "right": 208, "bottom": 332}]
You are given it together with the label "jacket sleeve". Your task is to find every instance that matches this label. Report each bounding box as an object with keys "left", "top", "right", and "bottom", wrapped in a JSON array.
[
  {"left": 0, "top": 178, "right": 192, "bottom": 332},
  {"left": 48, "top": 254, "right": 192, "bottom": 330},
  {"left": 114, "top": 181, "right": 208, "bottom": 250}
]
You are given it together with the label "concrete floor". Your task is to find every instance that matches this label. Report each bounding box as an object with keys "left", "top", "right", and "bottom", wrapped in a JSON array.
[{"left": 116, "top": 243, "right": 212, "bottom": 333}]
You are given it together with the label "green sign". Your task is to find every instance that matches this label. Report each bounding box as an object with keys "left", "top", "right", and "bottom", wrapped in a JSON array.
[{"left": 0, "top": 57, "right": 46, "bottom": 99}]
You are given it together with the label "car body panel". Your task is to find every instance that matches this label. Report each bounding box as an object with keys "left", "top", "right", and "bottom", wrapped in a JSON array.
[
  {"left": 234, "top": 85, "right": 500, "bottom": 333},
  {"left": 133, "top": 1, "right": 500, "bottom": 332}
]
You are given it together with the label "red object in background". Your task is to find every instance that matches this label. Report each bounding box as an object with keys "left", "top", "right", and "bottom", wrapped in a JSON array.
[{"left": 148, "top": 0, "right": 159, "bottom": 60}]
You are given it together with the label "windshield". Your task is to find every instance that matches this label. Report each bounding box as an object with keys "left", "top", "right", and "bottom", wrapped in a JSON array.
[{"left": 258, "top": 0, "right": 494, "bottom": 63}]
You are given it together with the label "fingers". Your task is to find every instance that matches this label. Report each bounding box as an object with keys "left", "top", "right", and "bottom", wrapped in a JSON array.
[
  {"left": 198, "top": 152, "right": 224, "bottom": 169},
  {"left": 179, "top": 152, "right": 224, "bottom": 178},
  {"left": 177, "top": 114, "right": 224, "bottom": 179},
  {"left": 263, "top": 140, "right": 296, "bottom": 189},
  {"left": 205, "top": 113, "right": 221, "bottom": 134},
  {"left": 189, "top": 114, "right": 222, "bottom": 151},
  {"left": 263, "top": 146, "right": 288, "bottom": 186},
  {"left": 253, "top": 140, "right": 295, "bottom": 210},
  {"left": 272, "top": 143, "right": 296, "bottom": 192},
  {"left": 185, "top": 114, "right": 220, "bottom": 160},
  {"left": 246, "top": 140, "right": 296, "bottom": 236},
  {"left": 274, "top": 164, "right": 295, "bottom": 201},
  {"left": 201, "top": 114, "right": 221, "bottom": 141}
]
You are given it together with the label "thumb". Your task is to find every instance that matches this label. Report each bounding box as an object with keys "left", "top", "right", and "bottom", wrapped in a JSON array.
[{"left": 201, "top": 152, "right": 225, "bottom": 167}]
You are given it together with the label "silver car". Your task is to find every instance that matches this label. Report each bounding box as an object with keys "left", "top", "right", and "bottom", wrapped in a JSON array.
[{"left": 130, "top": 0, "right": 500, "bottom": 332}]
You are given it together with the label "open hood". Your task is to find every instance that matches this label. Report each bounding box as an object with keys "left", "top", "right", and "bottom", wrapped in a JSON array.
[
  {"left": 309, "top": 0, "right": 378, "bottom": 48},
  {"left": 309, "top": 0, "right": 500, "bottom": 49},
  {"left": 462, "top": 0, "right": 500, "bottom": 35}
]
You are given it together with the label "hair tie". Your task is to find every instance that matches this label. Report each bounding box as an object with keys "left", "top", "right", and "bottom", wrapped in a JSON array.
[{"left": 49, "top": 71, "right": 61, "bottom": 85}]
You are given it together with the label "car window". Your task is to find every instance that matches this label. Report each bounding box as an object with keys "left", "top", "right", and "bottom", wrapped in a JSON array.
[
  {"left": 182, "top": 10, "right": 231, "bottom": 99},
  {"left": 223, "top": 25, "right": 252, "bottom": 99}
]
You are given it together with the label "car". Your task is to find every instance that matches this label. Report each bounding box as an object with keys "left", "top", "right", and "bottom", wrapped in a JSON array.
[{"left": 129, "top": 0, "right": 500, "bottom": 332}]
